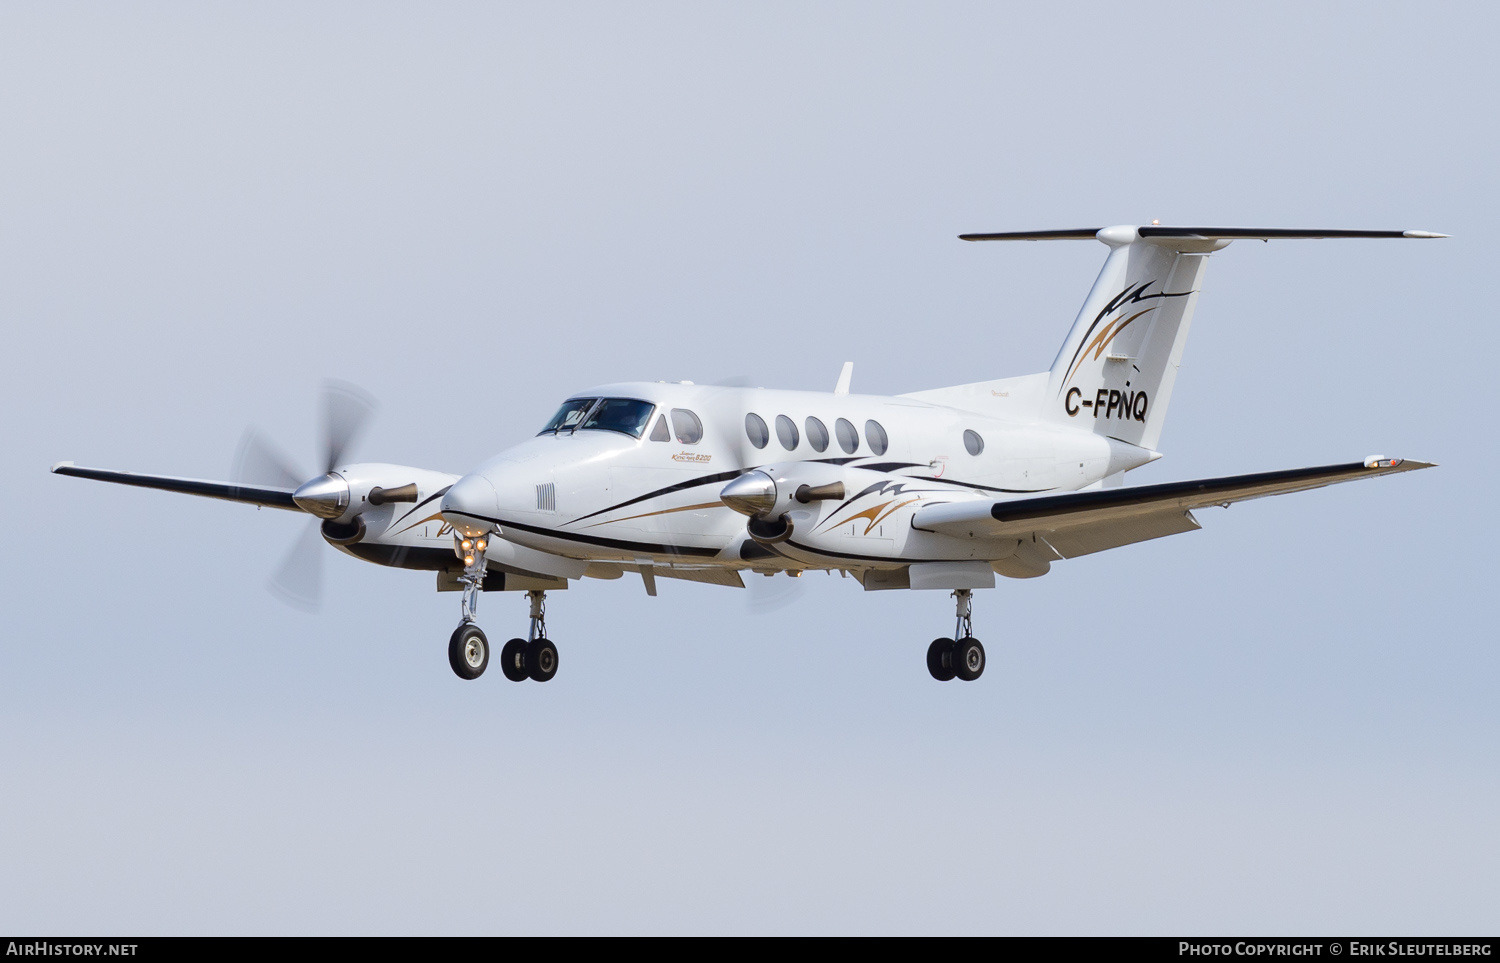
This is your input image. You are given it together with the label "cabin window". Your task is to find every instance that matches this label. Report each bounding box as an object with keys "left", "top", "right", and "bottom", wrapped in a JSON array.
[
  {"left": 650, "top": 414, "right": 671, "bottom": 442},
  {"left": 805, "top": 417, "right": 829, "bottom": 452},
  {"left": 580, "top": 398, "right": 656, "bottom": 438},
  {"left": 834, "top": 418, "right": 859, "bottom": 454},
  {"left": 539, "top": 398, "right": 598, "bottom": 434},
  {"left": 964, "top": 429, "right": 984, "bottom": 456},
  {"left": 864, "top": 420, "right": 888, "bottom": 455},
  {"left": 775, "top": 415, "right": 799, "bottom": 451},
  {"left": 671, "top": 408, "right": 704, "bottom": 445},
  {"left": 745, "top": 413, "right": 769, "bottom": 449}
]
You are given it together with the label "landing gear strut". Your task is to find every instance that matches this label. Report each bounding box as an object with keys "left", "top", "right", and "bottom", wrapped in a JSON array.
[
  {"left": 448, "top": 532, "right": 491, "bottom": 680},
  {"left": 501, "top": 590, "right": 559, "bottom": 683},
  {"left": 926, "top": 589, "right": 985, "bottom": 682}
]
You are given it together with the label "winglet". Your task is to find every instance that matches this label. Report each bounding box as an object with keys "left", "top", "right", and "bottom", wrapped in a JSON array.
[{"left": 834, "top": 362, "right": 854, "bottom": 395}]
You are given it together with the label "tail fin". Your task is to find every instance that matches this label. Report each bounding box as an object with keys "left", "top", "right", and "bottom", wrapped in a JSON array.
[
  {"left": 1041, "top": 226, "right": 1213, "bottom": 450},
  {"left": 952, "top": 225, "right": 1445, "bottom": 451}
]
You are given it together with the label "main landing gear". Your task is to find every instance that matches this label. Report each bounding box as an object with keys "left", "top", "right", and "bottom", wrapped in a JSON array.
[
  {"left": 497, "top": 590, "right": 558, "bottom": 684},
  {"left": 926, "top": 589, "right": 986, "bottom": 682},
  {"left": 445, "top": 534, "right": 563, "bottom": 683}
]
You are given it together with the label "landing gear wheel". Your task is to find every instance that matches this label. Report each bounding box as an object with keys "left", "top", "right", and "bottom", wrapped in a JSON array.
[
  {"left": 926, "top": 638, "right": 956, "bottom": 682},
  {"left": 953, "top": 637, "right": 985, "bottom": 681},
  {"left": 448, "top": 623, "right": 489, "bottom": 680},
  {"left": 499, "top": 638, "right": 529, "bottom": 682},
  {"left": 526, "top": 637, "right": 559, "bottom": 682}
]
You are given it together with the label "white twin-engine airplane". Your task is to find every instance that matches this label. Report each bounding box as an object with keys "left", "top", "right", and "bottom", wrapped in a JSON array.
[{"left": 55, "top": 224, "right": 1441, "bottom": 684}]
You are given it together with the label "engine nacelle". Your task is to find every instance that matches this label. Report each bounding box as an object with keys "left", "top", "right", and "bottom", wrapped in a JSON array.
[
  {"left": 719, "top": 463, "right": 849, "bottom": 520},
  {"left": 292, "top": 463, "right": 456, "bottom": 544},
  {"left": 720, "top": 462, "right": 853, "bottom": 546}
]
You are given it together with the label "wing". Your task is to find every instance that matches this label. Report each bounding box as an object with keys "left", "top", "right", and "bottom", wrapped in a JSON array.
[
  {"left": 51, "top": 461, "right": 299, "bottom": 510},
  {"left": 911, "top": 457, "right": 1432, "bottom": 560}
]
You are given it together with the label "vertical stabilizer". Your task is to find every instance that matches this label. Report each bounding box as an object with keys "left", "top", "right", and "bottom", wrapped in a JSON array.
[{"left": 1045, "top": 226, "right": 1219, "bottom": 450}]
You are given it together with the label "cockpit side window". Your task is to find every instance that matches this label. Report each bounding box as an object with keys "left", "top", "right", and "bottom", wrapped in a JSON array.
[
  {"left": 650, "top": 414, "right": 671, "bottom": 442},
  {"left": 540, "top": 398, "right": 599, "bottom": 434},
  {"left": 671, "top": 408, "right": 704, "bottom": 445},
  {"left": 581, "top": 398, "right": 657, "bottom": 438}
]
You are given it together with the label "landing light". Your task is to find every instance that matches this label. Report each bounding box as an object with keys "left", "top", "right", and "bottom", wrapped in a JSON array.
[
  {"left": 464, "top": 554, "right": 475, "bottom": 566},
  {"left": 461, "top": 539, "right": 473, "bottom": 551}
]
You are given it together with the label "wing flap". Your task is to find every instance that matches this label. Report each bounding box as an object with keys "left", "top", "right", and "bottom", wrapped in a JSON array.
[
  {"left": 1039, "top": 510, "right": 1202, "bottom": 559},
  {"left": 913, "top": 458, "right": 1432, "bottom": 542}
]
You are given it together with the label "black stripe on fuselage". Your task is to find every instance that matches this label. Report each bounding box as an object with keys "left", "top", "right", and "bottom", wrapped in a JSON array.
[
  {"left": 390, "top": 485, "right": 452, "bottom": 526},
  {"left": 448, "top": 511, "right": 722, "bottom": 558},
  {"left": 567, "top": 469, "right": 749, "bottom": 525}
]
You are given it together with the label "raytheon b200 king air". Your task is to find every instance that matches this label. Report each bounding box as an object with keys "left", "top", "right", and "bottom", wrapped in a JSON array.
[{"left": 54, "top": 225, "right": 1441, "bottom": 683}]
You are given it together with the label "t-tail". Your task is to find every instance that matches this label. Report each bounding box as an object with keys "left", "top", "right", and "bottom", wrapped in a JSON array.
[{"left": 948, "top": 225, "right": 1445, "bottom": 451}]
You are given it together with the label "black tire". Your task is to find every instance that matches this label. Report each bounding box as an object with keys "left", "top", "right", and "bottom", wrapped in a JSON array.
[
  {"left": 448, "top": 623, "right": 489, "bottom": 680},
  {"left": 926, "top": 637, "right": 956, "bottom": 682},
  {"left": 526, "top": 637, "right": 559, "bottom": 682},
  {"left": 500, "top": 638, "right": 529, "bottom": 682},
  {"left": 953, "top": 637, "right": 985, "bottom": 681}
]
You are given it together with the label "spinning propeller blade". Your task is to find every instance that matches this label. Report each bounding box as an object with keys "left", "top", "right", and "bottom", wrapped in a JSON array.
[
  {"left": 744, "top": 570, "right": 807, "bottom": 615},
  {"left": 231, "top": 428, "right": 305, "bottom": 491},
  {"left": 233, "top": 380, "right": 378, "bottom": 612},
  {"left": 268, "top": 518, "right": 326, "bottom": 612},
  {"left": 322, "top": 380, "right": 376, "bottom": 473}
]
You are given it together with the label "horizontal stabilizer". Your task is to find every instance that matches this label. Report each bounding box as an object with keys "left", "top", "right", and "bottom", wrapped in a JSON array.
[
  {"left": 51, "top": 461, "right": 299, "bottom": 510},
  {"left": 960, "top": 226, "right": 1446, "bottom": 242},
  {"left": 913, "top": 458, "right": 1433, "bottom": 543}
]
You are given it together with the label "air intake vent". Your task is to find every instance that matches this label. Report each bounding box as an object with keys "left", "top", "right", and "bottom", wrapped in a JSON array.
[{"left": 536, "top": 482, "right": 556, "bottom": 512}]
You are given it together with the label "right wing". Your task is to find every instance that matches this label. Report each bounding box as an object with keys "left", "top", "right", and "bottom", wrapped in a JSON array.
[{"left": 912, "top": 457, "right": 1432, "bottom": 560}]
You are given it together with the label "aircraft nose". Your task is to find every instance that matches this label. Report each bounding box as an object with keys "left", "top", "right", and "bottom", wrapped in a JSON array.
[{"left": 441, "top": 473, "right": 499, "bottom": 536}]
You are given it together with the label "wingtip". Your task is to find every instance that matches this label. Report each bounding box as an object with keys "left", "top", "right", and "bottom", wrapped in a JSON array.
[
  {"left": 1402, "top": 230, "right": 1449, "bottom": 239},
  {"left": 50, "top": 460, "right": 75, "bottom": 473},
  {"left": 1363, "top": 456, "right": 1437, "bottom": 471}
]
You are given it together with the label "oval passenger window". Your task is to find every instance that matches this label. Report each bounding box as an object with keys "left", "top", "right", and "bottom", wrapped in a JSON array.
[
  {"left": 671, "top": 409, "right": 703, "bottom": 445},
  {"left": 864, "top": 420, "right": 888, "bottom": 456},
  {"left": 745, "top": 413, "right": 769, "bottom": 449},
  {"left": 775, "top": 415, "right": 799, "bottom": 451},
  {"left": 963, "top": 429, "right": 984, "bottom": 456},
  {"left": 834, "top": 418, "right": 859, "bottom": 455},
  {"left": 805, "top": 417, "right": 829, "bottom": 453}
]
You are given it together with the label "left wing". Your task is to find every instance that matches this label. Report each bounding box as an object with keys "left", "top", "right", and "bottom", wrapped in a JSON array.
[
  {"left": 911, "top": 457, "right": 1432, "bottom": 558},
  {"left": 51, "top": 461, "right": 299, "bottom": 510}
]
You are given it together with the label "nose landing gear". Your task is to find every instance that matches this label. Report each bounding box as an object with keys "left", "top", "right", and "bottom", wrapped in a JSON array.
[{"left": 926, "top": 589, "right": 986, "bottom": 682}]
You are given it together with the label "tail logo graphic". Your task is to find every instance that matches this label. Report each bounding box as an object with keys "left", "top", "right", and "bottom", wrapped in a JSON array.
[{"left": 1058, "top": 280, "right": 1192, "bottom": 392}]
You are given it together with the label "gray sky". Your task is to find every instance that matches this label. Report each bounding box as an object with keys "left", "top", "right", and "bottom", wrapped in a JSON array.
[{"left": 2, "top": 2, "right": 1495, "bottom": 934}]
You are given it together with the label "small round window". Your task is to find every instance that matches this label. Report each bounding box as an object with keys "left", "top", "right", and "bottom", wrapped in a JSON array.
[
  {"left": 775, "top": 415, "right": 799, "bottom": 451},
  {"left": 671, "top": 409, "right": 703, "bottom": 445},
  {"left": 864, "top": 420, "right": 888, "bottom": 456},
  {"left": 745, "top": 413, "right": 769, "bottom": 449},
  {"left": 963, "top": 429, "right": 984, "bottom": 456},
  {"left": 805, "top": 417, "right": 830, "bottom": 453},
  {"left": 834, "top": 418, "right": 859, "bottom": 455}
]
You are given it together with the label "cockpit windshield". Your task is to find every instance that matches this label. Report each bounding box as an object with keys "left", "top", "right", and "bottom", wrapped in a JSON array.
[
  {"left": 540, "top": 398, "right": 598, "bottom": 434},
  {"left": 539, "top": 397, "right": 657, "bottom": 439}
]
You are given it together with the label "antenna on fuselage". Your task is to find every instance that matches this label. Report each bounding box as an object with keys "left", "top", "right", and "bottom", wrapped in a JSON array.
[{"left": 833, "top": 362, "right": 854, "bottom": 395}]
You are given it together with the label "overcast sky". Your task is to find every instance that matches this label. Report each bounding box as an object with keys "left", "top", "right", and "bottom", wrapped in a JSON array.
[{"left": 1, "top": 2, "right": 1495, "bottom": 934}]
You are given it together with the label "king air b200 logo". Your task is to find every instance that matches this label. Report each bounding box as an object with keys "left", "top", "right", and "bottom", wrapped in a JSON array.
[{"left": 1059, "top": 278, "right": 1192, "bottom": 424}]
